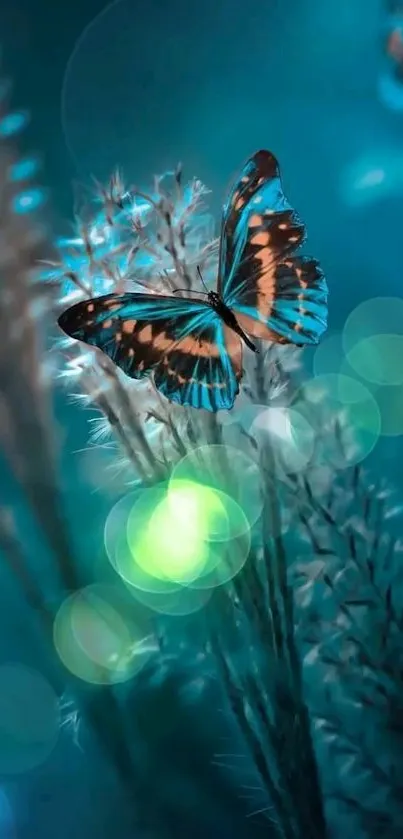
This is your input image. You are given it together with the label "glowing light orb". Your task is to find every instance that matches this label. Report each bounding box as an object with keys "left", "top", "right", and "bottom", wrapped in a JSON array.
[
  {"left": 127, "top": 481, "right": 229, "bottom": 584},
  {"left": 114, "top": 533, "right": 181, "bottom": 594},
  {"left": 185, "top": 526, "right": 251, "bottom": 591},
  {"left": 261, "top": 406, "right": 292, "bottom": 441},
  {"left": 0, "top": 112, "right": 28, "bottom": 137},
  {"left": 125, "top": 580, "right": 213, "bottom": 616},
  {"left": 378, "top": 70, "right": 403, "bottom": 112},
  {"left": 0, "top": 665, "right": 59, "bottom": 774},
  {"left": 126, "top": 484, "right": 200, "bottom": 584},
  {"left": 167, "top": 479, "right": 245, "bottom": 544},
  {"left": 337, "top": 357, "right": 403, "bottom": 439},
  {"left": 9, "top": 157, "right": 39, "bottom": 182},
  {"left": 341, "top": 297, "right": 403, "bottom": 389},
  {"left": 104, "top": 490, "right": 143, "bottom": 573},
  {"left": 356, "top": 168, "right": 385, "bottom": 187},
  {"left": 217, "top": 393, "right": 258, "bottom": 428},
  {"left": 343, "top": 296, "right": 403, "bottom": 353},
  {"left": 70, "top": 588, "right": 133, "bottom": 667},
  {"left": 341, "top": 152, "right": 403, "bottom": 206},
  {"left": 298, "top": 374, "right": 381, "bottom": 467},
  {"left": 313, "top": 325, "right": 403, "bottom": 439},
  {"left": 346, "top": 334, "right": 403, "bottom": 387},
  {"left": 132, "top": 499, "right": 210, "bottom": 585},
  {"left": 250, "top": 407, "right": 315, "bottom": 475},
  {"left": 54, "top": 585, "right": 155, "bottom": 684},
  {"left": 12, "top": 188, "right": 45, "bottom": 214},
  {"left": 105, "top": 489, "right": 187, "bottom": 600},
  {"left": 104, "top": 479, "right": 250, "bottom": 617},
  {"left": 313, "top": 331, "right": 345, "bottom": 378},
  {"left": 368, "top": 382, "right": 403, "bottom": 437},
  {"left": 170, "top": 445, "right": 261, "bottom": 536}
]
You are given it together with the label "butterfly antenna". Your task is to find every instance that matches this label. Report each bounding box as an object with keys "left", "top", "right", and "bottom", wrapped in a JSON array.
[
  {"left": 197, "top": 265, "right": 210, "bottom": 294},
  {"left": 172, "top": 288, "right": 207, "bottom": 295}
]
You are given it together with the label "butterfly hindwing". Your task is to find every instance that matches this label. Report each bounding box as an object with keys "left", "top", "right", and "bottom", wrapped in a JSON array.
[
  {"left": 58, "top": 293, "right": 242, "bottom": 410},
  {"left": 235, "top": 256, "right": 328, "bottom": 345},
  {"left": 154, "top": 322, "right": 242, "bottom": 411},
  {"left": 219, "top": 149, "right": 328, "bottom": 345}
]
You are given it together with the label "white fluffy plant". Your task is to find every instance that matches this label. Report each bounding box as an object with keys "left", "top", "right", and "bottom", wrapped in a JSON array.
[{"left": 47, "top": 163, "right": 308, "bottom": 497}]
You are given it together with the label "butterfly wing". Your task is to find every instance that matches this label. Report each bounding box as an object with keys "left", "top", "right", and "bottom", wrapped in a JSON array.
[
  {"left": 154, "top": 317, "right": 242, "bottom": 412},
  {"left": 218, "top": 149, "right": 328, "bottom": 345},
  {"left": 58, "top": 293, "right": 242, "bottom": 411}
]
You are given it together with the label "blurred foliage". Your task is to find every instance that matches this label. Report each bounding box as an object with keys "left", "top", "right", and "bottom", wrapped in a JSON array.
[{"left": 1, "top": 66, "right": 403, "bottom": 839}]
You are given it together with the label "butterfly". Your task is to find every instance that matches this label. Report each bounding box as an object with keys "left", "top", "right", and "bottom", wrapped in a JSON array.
[{"left": 58, "top": 150, "right": 328, "bottom": 412}]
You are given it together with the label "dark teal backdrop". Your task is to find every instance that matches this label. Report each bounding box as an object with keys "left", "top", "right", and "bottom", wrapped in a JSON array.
[{"left": 1, "top": 1, "right": 402, "bottom": 837}]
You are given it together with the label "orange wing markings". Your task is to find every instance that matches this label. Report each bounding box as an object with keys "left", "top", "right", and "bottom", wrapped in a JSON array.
[
  {"left": 135, "top": 324, "right": 221, "bottom": 360},
  {"left": 161, "top": 359, "right": 227, "bottom": 390},
  {"left": 122, "top": 319, "right": 137, "bottom": 334},
  {"left": 250, "top": 231, "right": 271, "bottom": 246},
  {"left": 248, "top": 213, "right": 263, "bottom": 229},
  {"left": 235, "top": 312, "right": 284, "bottom": 342},
  {"left": 172, "top": 335, "right": 221, "bottom": 359}
]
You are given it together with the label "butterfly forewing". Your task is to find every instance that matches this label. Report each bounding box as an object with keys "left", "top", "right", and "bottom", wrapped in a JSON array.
[
  {"left": 218, "top": 149, "right": 328, "bottom": 345},
  {"left": 58, "top": 292, "right": 242, "bottom": 410},
  {"left": 218, "top": 150, "right": 305, "bottom": 293}
]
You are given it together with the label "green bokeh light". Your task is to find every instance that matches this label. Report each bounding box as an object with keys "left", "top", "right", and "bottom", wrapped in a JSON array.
[
  {"left": 166, "top": 479, "right": 229, "bottom": 540},
  {"left": 170, "top": 445, "right": 260, "bottom": 536},
  {"left": 104, "top": 490, "right": 142, "bottom": 573},
  {"left": 103, "top": 477, "right": 251, "bottom": 617},
  {"left": 343, "top": 296, "right": 403, "bottom": 354},
  {"left": 298, "top": 374, "right": 381, "bottom": 466},
  {"left": 124, "top": 579, "right": 213, "bottom": 616},
  {"left": 115, "top": 532, "right": 182, "bottom": 594},
  {"left": 313, "top": 331, "right": 345, "bottom": 378},
  {"left": 310, "top": 321, "right": 403, "bottom": 440},
  {"left": 369, "top": 382, "right": 403, "bottom": 437},
  {"left": 70, "top": 588, "right": 133, "bottom": 669},
  {"left": 250, "top": 407, "right": 315, "bottom": 476},
  {"left": 54, "top": 585, "right": 155, "bottom": 684},
  {"left": 186, "top": 526, "right": 251, "bottom": 591},
  {"left": 346, "top": 334, "right": 403, "bottom": 386},
  {"left": 123, "top": 483, "right": 250, "bottom": 608},
  {"left": 127, "top": 482, "right": 214, "bottom": 585},
  {"left": 168, "top": 480, "right": 249, "bottom": 544}
]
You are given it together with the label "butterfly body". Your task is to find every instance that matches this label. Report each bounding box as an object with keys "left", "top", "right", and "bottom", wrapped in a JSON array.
[
  {"left": 58, "top": 150, "right": 328, "bottom": 412},
  {"left": 206, "top": 290, "right": 257, "bottom": 353}
]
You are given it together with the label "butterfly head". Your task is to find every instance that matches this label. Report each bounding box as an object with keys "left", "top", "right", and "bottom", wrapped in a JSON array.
[{"left": 207, "top": 290, "right": 222, "bottom": 308}]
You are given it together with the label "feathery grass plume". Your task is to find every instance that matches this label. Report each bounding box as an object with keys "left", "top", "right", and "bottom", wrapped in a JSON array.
[
  {"left": 51, "top": 158, "right": 332, "bottom": 836},
  {"left": 0, "top": 69, "right": 152, "bottom": 818},
  {"left": 291, "top": 456, "right": 403, "bottom": 837},
  {"left": 50, "top": 164, "right": 220, "bottom": 487},
  {"left": 204, "top": 347, "right": 328, "bottom": 839},
  {"left": 0, "top": 77, "right": 81, "bottom": 592},
  {"left": 49, "top": 150, "right": 403, "bottom": 837},
  {"left": 0, "top": 61, "right": 341, "bottom": 836}
]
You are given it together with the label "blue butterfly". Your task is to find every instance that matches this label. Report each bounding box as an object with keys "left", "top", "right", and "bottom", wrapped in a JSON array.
[{"left": 58, "top": 150, "right": 328, "bottom": 412}]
